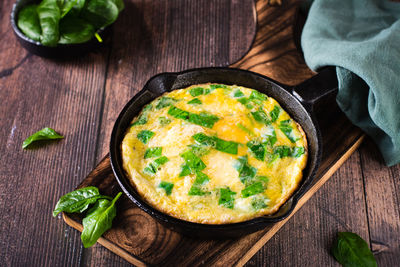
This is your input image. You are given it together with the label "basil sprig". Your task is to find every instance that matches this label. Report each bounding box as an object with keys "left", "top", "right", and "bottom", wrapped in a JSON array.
[
  {"left": 53, "top": 187, "right": 122, "bottom": 248},
  {"left": 332, "top": 232, "right": 377, "bottom": 267},
  {"left": 22, "top": 127, "right": 64, "bottom": 149}
]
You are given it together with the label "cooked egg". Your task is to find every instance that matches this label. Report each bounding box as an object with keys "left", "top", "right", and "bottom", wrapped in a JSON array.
[{"left": 121, "top": 84, "right": 307, "bottom": 224}]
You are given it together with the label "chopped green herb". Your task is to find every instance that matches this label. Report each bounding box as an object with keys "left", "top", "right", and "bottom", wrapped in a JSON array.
[
  {"left": 233, "top": 89, "right": 245, "bottom": 98},
  {"left": 242, "top": 182, "right": 265, "bottom": 198},
  {"left": 237, "top": 97, "right": 253, "bottom": 109},
  {"left": 179, "top": 150, "right": 206, "bottom": 176},
  {"left": 273, "top": 145, "right": 292, "bottom": 158},
  {"left": 247, "top": 140, "right": 266, "bottom": 161},
  {"left": 270, "top": 106, "right": 280, "bottom": 122},
  {"left": 210, "top": 84, "right": 227, "bottom": 90},
  {"left": 188, "top": 144, "right": 211, "bottom": 157},
  {"left": 22, "top": 127, "right": 64, "bottom": 149},
  {"left": 251, "top": 196, "right": 268, "bottom": 210},
  {"left": 143, "top": 156, "right": 169, "bottom": 175},
  {"left": 188, "top": 172, "right": 210, "bottom": 196},
  {"left": 237, "top": 123, "right": 254, "bottom": 135},
  {"left": 193, "top": 133, "right": 216, "bottom": 147},
  {"left": 218, "top": 187, "right": 236, "bottom": 209},
  {"left": 159, "top": 181, "right": 174, "bottom": 195},
  {"left": 234, "top": 156, "right": 257, "bottom": 185},
  {"left": 187, "top": 98, "right": 202, "bottom": 105},
  {"left": 144, "top": 147, "right": 162, "bottom": 159},
  {"left": 137, "top": 130, "right": 154, "bottom": 144},
  {"left": 279, "top": 119, "right": 299, "bottom": 143},
  {"left": 251, "top": 110, "right": 270, "bottom": 125},
  {"left": 158, "top": 116, "right": 171, "bottom": 126},
  {"left": 168, "top": 106, "right": 219, "bottom": 128},
  {"left": 249, "top": 90, "right": 267, "bottom": 101},
  {"left": 189, "top": 87, "right": 209, "bottom": 97},
  {"left": 156, "top": 97, "right": 177, "bottom": 109},
  {"left": 267, "top": 152, "right": 280, "bottom": 164},
  {"left": 192, "top": 133, "right": 238, "bottom": 155},
  {"left": 292, "top": 146, "right": 305, "bottom": 157},
  {"left": 262, "top": 127, "right": 277, "bottom": 147},
  {"left": 131, "top": 104, "right": 153, "bottom": 126}
]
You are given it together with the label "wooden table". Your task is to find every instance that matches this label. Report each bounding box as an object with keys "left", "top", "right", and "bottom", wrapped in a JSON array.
[{"left": 1, "top": 0, "right": 399, "bottom": 266}]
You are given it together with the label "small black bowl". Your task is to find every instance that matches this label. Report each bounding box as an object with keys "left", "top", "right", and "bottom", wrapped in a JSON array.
[
  {"left": 109, "top": 67, "right": 331, "bottom": 238},
  {"left": 11, "top": 0, "right": 111, "bottom": 58}
]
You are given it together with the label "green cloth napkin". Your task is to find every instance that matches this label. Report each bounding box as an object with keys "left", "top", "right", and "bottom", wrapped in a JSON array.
[{"left": 301, "top": 0, "right": 400, "bottom": 166}]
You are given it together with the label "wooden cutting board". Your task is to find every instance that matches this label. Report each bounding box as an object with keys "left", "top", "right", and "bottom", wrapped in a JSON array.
[{"left": 63, "top": 1, "right": 364, "bottom": 266}]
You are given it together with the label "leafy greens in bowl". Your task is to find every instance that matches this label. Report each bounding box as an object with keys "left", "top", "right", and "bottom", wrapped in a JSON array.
[{"left": 11, "top": 0, "right": 123, "bottom": 57}]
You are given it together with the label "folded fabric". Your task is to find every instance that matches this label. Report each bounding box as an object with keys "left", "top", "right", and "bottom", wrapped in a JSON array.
[{"left": 301, "top": 0, "right": 400, "bottom": 166}]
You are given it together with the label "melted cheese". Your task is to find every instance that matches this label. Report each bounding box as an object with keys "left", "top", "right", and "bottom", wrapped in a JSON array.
[{"left": 121, "top": 84, "right": 308, "bottom": 224}]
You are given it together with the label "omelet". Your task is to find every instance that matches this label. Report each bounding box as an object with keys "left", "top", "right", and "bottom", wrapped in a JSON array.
[{"left": 121, "top": 84, "right": 307, "bottom": 224}]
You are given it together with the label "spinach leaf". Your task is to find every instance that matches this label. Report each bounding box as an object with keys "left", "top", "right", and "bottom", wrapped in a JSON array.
[
  {"left": 17, "top": 5, "right": 41, "bottom": 42},
  {"left": 137, "top": 130, "right": 154, "bottom": 144},
  {"left": 193, "top": 133, "right": 216, "bottom": 147},
  {"left": 237, "top": 97, "right": 253, "bottom": 109},
  {"left": 143, "top": 156, "right": 169, "bottom": 175},
  {"left": 218, "top": 187, "right": 236, "bottom": 209},
  {"left": 279, "top": 119, "right": 299, "bottom": 143},
  {"left": 233, "top": 156, "right": 257, "bottom": 185},
  {"left": 131, "top": 104, "right": 152, "bottom": 126},
  {"left": 81, "top": 192, "right": 122, "bottom": 248},
  {"left": 188, "top": 112, "right": 219, "bottom": 128},
  {"left": 247, "top": 140, "right": 266, "bottom": 161},
  {"left": 144, "top": 147, "right": 162, "bottom": 159},
  {"left": 269, "top": 105, "right": 280, "bottom": 122},
  {"left": 241, "top": 182, "right": 265, "bottom": 198},
  {"left": 189, "top": 87, "right": 209, "bottom": 97},
  {"left": 262, "top": 127, "right": 277, "bottom": 147},
  {"left": 215, "top": 138, "right": 238, "bottom": 155},
  {"left": 210, "top": 84, "right": 227, "bottom": 90},
  {"left": 59, "top": 16, "right": 95, "bottom": 44},
  {"left": 22, "top": 127, "right": 64, "bottom": 149},
  {"left": 53, "top": 186, "right": 111, "bottom": 216},
  {"left": 251, "top": 110, "right": 270, "bottom": 125},
  {"left": 188, "top": 172, "right": 210, "bottom": 196},
  {"left": 180, "top": 150, "right": 206, "bottom": 176},
  {"left": 156, "top": 97, "right": 177, "bottom": 109},
  {"left": 249, "top": 90, "right": 267, "bottom": 102},
  {"left": 168, "top": 106, "right": 190, "bottom": 120},
  {"left": 251, "top": 196, "right": 268, "bottom": 210},
  {"left": 233, "top": 89, "right": 244, "bottom": 98},
  {"left": 273, "top": 145, "right": 292, "bottom": 158},
  {"left": 159, "top": 181, "right": 174, "bottom": 195},
  {"left": 187, "top": 98, "right": 202, "bottom": 105},
  {"left": 187, "top": 144, "right": 210, "bottom": 157},
  {"left": 237, "top": 123, "right": 254, "bottom": 136},
  {"left": 332, "top": 232, "right": 377, "bottom": 267},
  {"left": 37, "top": 0, "right": 61, "bottom": 46},
  {"left": 158, "top": 116, "right": 171, "bottom": 126},
  {"left": 81, "top": 0, "right": 119, "bottom": 29},
  {"left": 292, "top": 146, "right": 305, "bottom": 157}
]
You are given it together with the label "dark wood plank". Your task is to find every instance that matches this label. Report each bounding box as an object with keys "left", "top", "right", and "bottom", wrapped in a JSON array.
[
  {"left": 359, "top": 138, "right": 400, "bottom": 265},
  {"left": 0, "top": 1, "right": 110, "bottom": 266}
]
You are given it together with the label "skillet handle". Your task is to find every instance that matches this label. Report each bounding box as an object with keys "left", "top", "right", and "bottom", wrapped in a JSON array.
[{"left": 292, "top": 67, "right": 338, "bottom": 110}]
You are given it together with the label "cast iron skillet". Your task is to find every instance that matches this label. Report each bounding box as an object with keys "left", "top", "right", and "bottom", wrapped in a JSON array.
[{"left": 110, "top": 67, "right": 338, "bottom": 238}]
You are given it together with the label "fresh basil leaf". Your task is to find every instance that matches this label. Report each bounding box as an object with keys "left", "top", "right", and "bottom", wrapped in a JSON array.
[
  {"left": 188, "top": 172, "right": 210, "bottom": 196},
  {"left": 187, "top": 98, "right": 202, "bottom": 105},
  {"left": 22, "top": 127, "right": 64, "bottom": 149},
  {"left": 156, "top": 97, "right": 177, "bottom": 109},
  {"left": 332, "top": 232, "right": 377, "bottom": 267},
  {"left": 81, "top": 0, "right": 119, "bottom": 29},
  {"left": 168, "top": 106, "right": 190, "bottom": 120},
  {"left": 137, "top": 130, "right": 154, "bottom": 144},
  {"left": 270, "top": 105, "right": 280, "bottom": 122},
  {"left": 233, "top": 89, "right": 244, "bottom": 98},
  {"left": 251, "top": 196, "right": 268, "bottom": 210},
  {"left": 292, "top": 146, "right": 305, "bottom": 157},
  {"left": 251, "top": 110, "right": 270, "bottom": 125},
  {"left": 53, "top": 186, "right": 111, "bottom": 216},
  {"left": 279, "top": 119, "right": 299, "bottom": 143},
  {"left": 180, "top": 150, "right": 206, "bottom": 175},
  {"left": 233, "top": 156, "right": 257, "bottom": 185},
  {"left": 215, "top": 138, "right": 238, "bottom": 155},
  {"left": 111, "top": 0, "right": 124, "bottom": 12},
  {"left": 81, "top": 192, "right": 122, "bottom": 248},
  {"left": 218, "top": 187, "right": 236, "bottom": 209},
  {"left": 60, "top": 0, "right": 79, "bottom": 18},
  {"left": 143, "top": 156, "right": 169, "bottom": 175},
  {"left": 144, "top": 147, "right": 162, "bottom": 159},
  {"left": 17, "top": 5, "right": 41, "bottom": 41},
  {"left": 158, "top": 116, "right": 171, "bottom": 126},
  {"left": 249, "top": 90, "right": 267, "bottom": 101},
  {"left": 188, "top": 112, "right": 219, "bottom": 128},
  {"left": 210, "top": 84, "right": 227, "bottom": 90},
  {"left": 273, "top": 145, "right": 292, "bottom": 158},
  {"left": 159, "top": 181, "right": 174, "bottom": 195},
  {"left": 241, "top": 182, "right": 264, "bottom": 198},
  {"left": 37, "top": 0, "right": 61, "bottom": 46},
  {"left": 59, "top": 16, "right": 95, "bottom": 44},
  {"left": 237, "top": 123, "right": 254, "bottom": 136},
  {"left": 192, "top": 133, "right": 216, "bottom": 147},
  {"left": 246, "top": 140, "right": 266, "bottom": 161}
]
